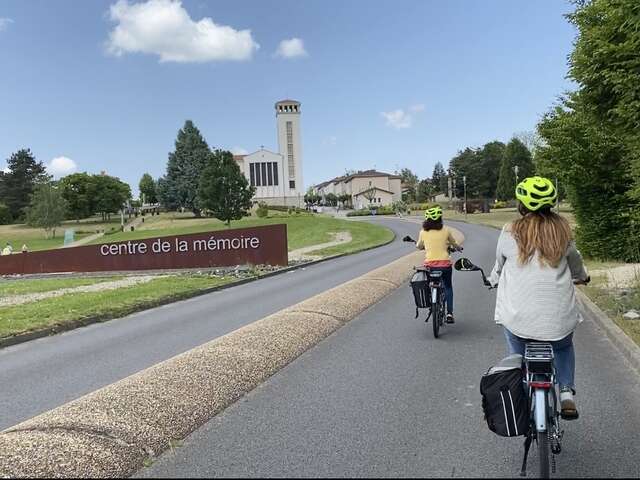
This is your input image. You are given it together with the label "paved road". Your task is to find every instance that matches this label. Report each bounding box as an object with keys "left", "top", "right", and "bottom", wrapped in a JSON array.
[
  {"left": 0, "top": 217, "right": 423, "bottom": 431},
  {"left": 141, "top": 222, "right": 640, "bottom": 478}
]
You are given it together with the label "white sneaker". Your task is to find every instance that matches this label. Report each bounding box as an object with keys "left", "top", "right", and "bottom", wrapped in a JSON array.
[{"left": 560, "top": 387, "right": 579, "bottom": 420}]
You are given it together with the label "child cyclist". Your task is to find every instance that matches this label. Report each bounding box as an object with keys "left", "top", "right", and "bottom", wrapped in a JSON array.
[
  {"left": 416, "top": 205, "right": 462, "bottom": 324},
  {"left": 489, "top": 176, "right": 590, "bottom": 420}
]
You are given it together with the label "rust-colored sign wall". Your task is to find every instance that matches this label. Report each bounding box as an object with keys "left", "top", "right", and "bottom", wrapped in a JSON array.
[{"left": 0, "top": 224, "right": 288, "bottom": 275}]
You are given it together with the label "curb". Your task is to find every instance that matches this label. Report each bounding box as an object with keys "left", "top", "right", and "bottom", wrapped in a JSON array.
[
  {"left": 0, "top": 231, "right": 397, "bottom": 351},
  {"left": 0, "top": 250, "right": 422, "bottom": 478},
  {"left": 577, "top": 289, "right": 640, "bottom": 374}
]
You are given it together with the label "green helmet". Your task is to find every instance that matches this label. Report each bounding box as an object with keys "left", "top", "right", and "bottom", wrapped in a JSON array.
[
  {"left": 516, "top": 176, "right": 557, "bottom": 211},
  {"left": 424, "top": 205, "right": 443, "bottom": 221}
]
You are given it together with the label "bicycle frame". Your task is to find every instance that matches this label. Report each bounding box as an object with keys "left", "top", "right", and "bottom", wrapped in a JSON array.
[{"left": 522, "top": 343, "right": 562, "bottom": 478}]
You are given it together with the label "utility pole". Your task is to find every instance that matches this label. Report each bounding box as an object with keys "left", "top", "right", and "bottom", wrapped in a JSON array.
[{"left": 463, "top": 175, "right": 467, "bottom": 219}]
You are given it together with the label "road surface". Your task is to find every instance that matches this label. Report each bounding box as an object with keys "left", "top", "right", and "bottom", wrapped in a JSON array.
[{"left": 139, "top": 220, "right": 640, "bottom": 478}]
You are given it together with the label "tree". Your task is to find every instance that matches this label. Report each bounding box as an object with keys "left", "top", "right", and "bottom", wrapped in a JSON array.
[
  {"left": 478, "top": 141, "right": 506, "bottom": 198},
  {"left": 565, "top": 0, "right": 640, "bottom": 244},
  {"left": 198, "top": 150, "right": 255, "bottom": 226},
  {"left": 537, "top": 97, "right": 635, "bottom": 261},
  {"left": 0, "top": 149, "right": 48, "bottom": 221},
  {"left": 431, "top": 162, "right": 447, "bottom": 195},
  {"left": 92, "top": 174, "right": 132, "bottom": 221},
  {"left": 449, "top": 147, "right": 485, "bottom": 198},
  {"left": 59, "top": 173, "right": 96, "bottom": 221},
  {"left": 25, "top": 182, "right": 67, "bottom": 238},
  {"left": 0, "top": 203, "right": 11, "bottom": 225},
  {"left": 416, "top": 179, "right": 435, "bottom": 203},
  {"left": 495, "top": 138, "right": 534, "bottom": 201},
  {"left": 139, "top": 173, "right": 158, "bottom": 204},
  {"left": 398, "top": 168, "right": 419, "bottom": 202},
  {"left": 163, "top": 120, "right": 212, "bottom": 216},
  {"left": 325, "top": 193, "right": 338, "bottom": 206}
]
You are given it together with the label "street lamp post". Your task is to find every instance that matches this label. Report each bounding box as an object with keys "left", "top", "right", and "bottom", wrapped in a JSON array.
[
  {"left": 514, "top": 165, "right": 519, "bottom": 186},
  {"left": 463, "top": 175, "right": 467, "bottom": 220}
]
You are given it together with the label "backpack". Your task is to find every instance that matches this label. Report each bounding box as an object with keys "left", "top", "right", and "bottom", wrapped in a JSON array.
[{"left": 480, "top": 354, "right": 529, "bottom": 437}]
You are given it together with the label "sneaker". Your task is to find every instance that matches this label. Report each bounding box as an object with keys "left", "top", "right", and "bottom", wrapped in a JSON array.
[
  {"left": 560, "top": 387, "right": 579, "bottom": 420},
  {"left": 446, "top": 313, "right": 455, "bottom": 324}
]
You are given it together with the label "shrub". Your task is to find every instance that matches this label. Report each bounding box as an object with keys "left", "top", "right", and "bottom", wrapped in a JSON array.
[
  {"left": 346, "top": 206, "right": 396, "bottom": 217},
  {"left": 256, "top": 202, "right": 269, "bottom": 218},
  {"left": 493, "top": 200, "right": 508, "bottom": 209}
]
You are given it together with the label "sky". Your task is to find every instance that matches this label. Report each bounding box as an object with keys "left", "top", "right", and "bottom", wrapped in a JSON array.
[{"left": 0, "top": 0, "right": 577, "bottom": 196}]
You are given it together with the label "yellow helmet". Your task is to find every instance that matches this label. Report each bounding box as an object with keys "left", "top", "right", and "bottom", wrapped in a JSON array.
[
  {"left": 516, "top": 176, "right": 557, "bottom": 211},
  {"left": 424, "top": 205, "right": 443, "bottom": 220}
]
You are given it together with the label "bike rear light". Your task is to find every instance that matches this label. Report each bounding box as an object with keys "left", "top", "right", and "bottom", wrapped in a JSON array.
[{"left": 528, "top": 381, "right": 553, "bottom": 389}]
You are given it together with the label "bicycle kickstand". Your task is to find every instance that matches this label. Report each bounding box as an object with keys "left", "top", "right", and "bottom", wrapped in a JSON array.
[{"left": 520, "top": 435, "right": 533, "bottom": 477}]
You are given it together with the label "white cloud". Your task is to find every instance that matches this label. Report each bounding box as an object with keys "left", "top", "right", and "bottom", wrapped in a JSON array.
[
  {"left": 231, "top": 146, "right": 248, "bottom": 155},
  {"left": 0, "top": 18, "right": 13, "bottom": 32},
  {"left": 323, "top": 136, "right": 337, "bottom": 146},
  {"left": 275, "top": 38, "right": 308, "bottom": 59},
  {"left": 47, "top": 157, "right": 78, "bottom": 178},
  {"left": 106, "top": 0, "right": 259, "bottom": 63},
  {"left": 381, "top": 104, "right": 425, "bottom": 129}
]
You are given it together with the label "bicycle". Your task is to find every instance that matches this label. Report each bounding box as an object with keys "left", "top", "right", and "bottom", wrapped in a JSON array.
[
  {"left": 403, "top": 236, "right": 461, "bottom": 338},
  {"left": 454, "top": 256, "right": 590, "bottom": 478}
]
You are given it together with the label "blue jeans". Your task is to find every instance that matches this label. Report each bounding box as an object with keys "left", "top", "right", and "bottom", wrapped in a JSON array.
[
  {"left": 503, "top": 328, "right": 575, "bottom": 390},
  {"left": 430, "top": 267, "right": 453, "bottom": 314}
]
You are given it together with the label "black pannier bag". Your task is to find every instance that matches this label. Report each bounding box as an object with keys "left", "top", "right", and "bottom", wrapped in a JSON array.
[
  {"left": 410, "top": 270, "right": 430, "bottom": 317},
  {"left": 480, "top": 354, "right": 529, "bottom": 437}
]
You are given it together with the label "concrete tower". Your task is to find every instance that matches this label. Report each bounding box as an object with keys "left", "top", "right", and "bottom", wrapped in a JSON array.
[{"left": 275, "top": 100, "right": 303, "bottom": 204}]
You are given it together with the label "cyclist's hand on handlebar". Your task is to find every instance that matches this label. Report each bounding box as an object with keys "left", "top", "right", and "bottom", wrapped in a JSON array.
[{"left": 573, "top": 276, "right": 591, "bottom": 286}]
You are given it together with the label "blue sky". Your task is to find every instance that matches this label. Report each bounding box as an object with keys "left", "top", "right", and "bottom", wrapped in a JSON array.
[{"left": 0, "top": 0, "right": 577, "bottom": 196}]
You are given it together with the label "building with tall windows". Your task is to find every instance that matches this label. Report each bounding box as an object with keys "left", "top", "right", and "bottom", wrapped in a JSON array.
[{"left": 234, "top": 100, "right": 304, "bottom": 207}]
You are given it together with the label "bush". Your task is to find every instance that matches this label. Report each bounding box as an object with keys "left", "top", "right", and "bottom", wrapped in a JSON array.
[
  {"left": 256, "top": 202, "right": 269, "bottom": 218},
  {"left": 0, "top": 203, "right": 12, "bottom": 225},
  {"left": 493, "top": 200, "right": 508, "bottom": 209},
  {"left": 346, "top": 206, "right": 396, "bottom": 217}
]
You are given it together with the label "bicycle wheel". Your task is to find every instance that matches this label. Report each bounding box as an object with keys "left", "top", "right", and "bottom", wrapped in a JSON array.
[
  {"left": 538, "top": 430, "right": 550, "bottom": 478},
  {"left": 432, "top": 288, "right": 441, "bottom": 338}
]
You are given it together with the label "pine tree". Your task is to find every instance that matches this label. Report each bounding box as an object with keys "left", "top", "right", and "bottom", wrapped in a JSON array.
[
  {"left": 163, "top": 121, "right": 212, "bottom": 216},
  {"left": 0, "top": 149, "right": 48, "bottom": 221},
  {"left": 431, "top": 162, "right": 447, "bottom": 194},
  {"left": 198, "top": 150, "right": 255, "bottom": 226}
]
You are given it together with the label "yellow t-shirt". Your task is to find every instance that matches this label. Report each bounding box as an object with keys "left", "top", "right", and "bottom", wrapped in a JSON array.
[{"left": 417, "top": 227, "right": 458, "bottom": 262}]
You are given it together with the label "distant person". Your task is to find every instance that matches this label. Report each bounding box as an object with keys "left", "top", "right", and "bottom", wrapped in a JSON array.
[
  {"left": 21, "top": 244, "right": 28, "bottom": 253},
  {"left": 489, "top": 176, "right": 590, "bottom": 420},
  {"left": 2, "top": 243, "right": 13, "bottom": 255},
  {"left": 415, "top": 205, "right": 462, "bottom": 323}
]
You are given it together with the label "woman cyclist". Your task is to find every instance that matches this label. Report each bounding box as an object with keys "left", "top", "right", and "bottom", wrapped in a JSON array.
[
  {"left": 416, "top": 205, "right": 461, "bottom": 324},
  {"left": 489, "top": 176, "right": 589, "bottom": 420}
]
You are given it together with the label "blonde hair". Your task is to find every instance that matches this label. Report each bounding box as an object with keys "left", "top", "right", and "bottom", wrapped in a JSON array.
[{"left": 511, "top": 210, "right": 572, "bottom": 267}]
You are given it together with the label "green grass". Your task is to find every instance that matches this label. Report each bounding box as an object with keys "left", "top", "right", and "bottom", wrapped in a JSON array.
[
  {"left": 89, "top": 212, "right": 393, "bottom": 253},
  {"left": 0, "top": 274, "right": 237, "bottom": 338},
  {"left": 583, "top": 282, "right": 640, "bottom": 347},
  {"left": 310, "top": 219, "right": 395, "bottom": 257},
  {"left": 432, "top": 207, "right": 577, "bottom": 230},
  {"left": 0, "top": 276, "right": 121, "bottom": 296},
  {"left": 0, "top": 216, "right": 122, "bottom": 252}
]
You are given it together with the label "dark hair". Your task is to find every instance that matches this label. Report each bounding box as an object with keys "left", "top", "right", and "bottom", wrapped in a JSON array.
[{"left": 422, "top": 218, "right": 443, "bottom": 231}]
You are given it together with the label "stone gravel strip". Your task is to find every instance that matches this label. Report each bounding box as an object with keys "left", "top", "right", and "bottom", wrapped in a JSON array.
[
  {"left": 0, "top": 250, "right": 423, "bottom": 478},
  {"left": 0, "top": 276, "right": 162, "bottom": 308}
]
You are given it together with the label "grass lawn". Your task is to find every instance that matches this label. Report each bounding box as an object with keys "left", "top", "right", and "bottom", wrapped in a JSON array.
[
  {"left": 0, "top": 276, "right": 121, "bottom": 296},
  {"left": 89, "top": 211, "right": 394, "bottom": 253},
  {"left": 0, "top": 274, "right": 236, "bottom": 339},
  {"left": 0, "top": 216, "right": 121, "bottom": 252},
  {"left": 582, "top": 282, "right": 640, "bottom": 347},
  {"left": 433, "top": 207, "right": 577, "bottom": 230}
]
